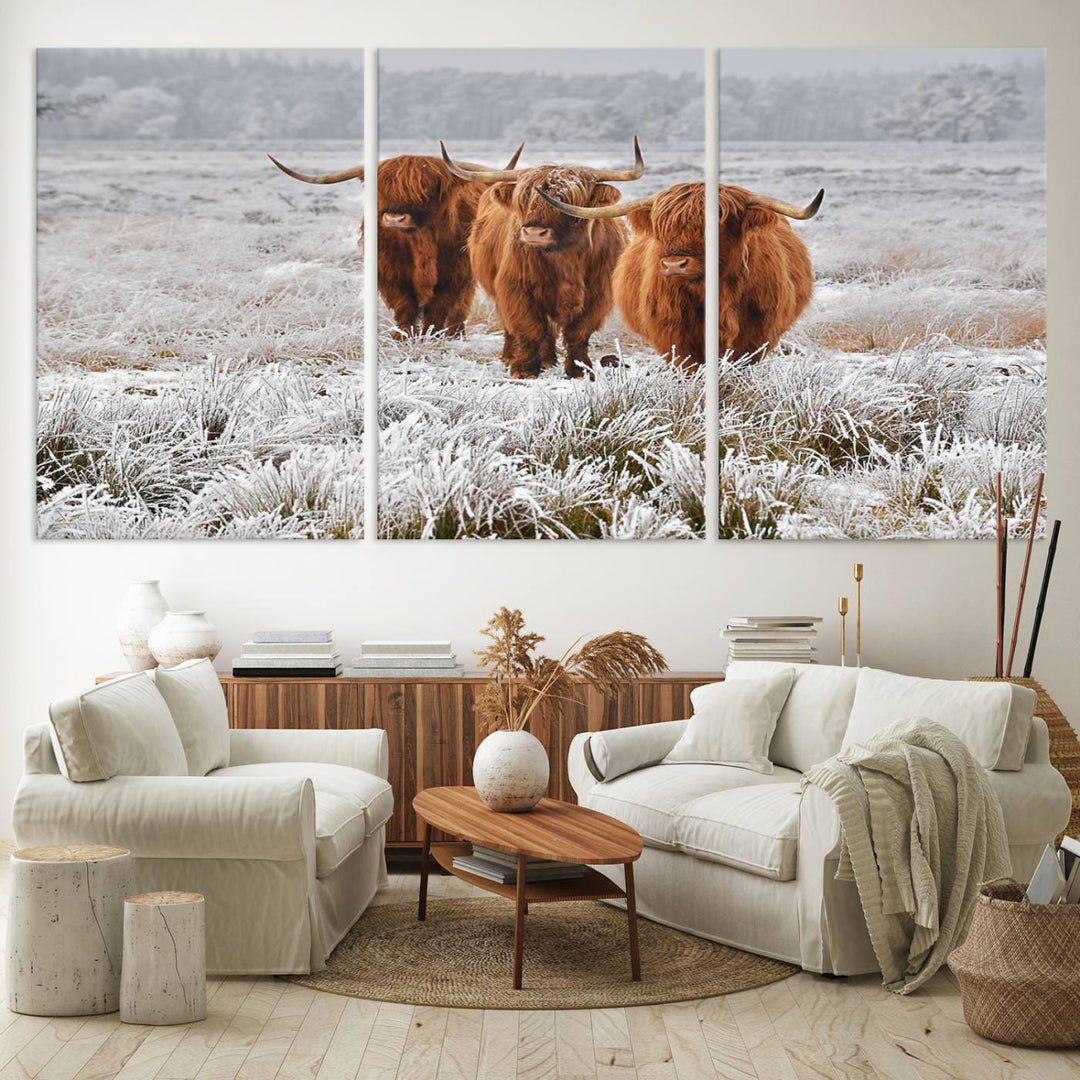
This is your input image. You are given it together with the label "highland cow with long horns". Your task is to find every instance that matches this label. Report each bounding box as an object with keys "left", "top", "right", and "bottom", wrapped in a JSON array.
[
  {"left": 441, "top": 139, "right": 645, "bottom": 378},
  {"left": 541, "top": 181, "right": 823, "bottom": 367},
  {"left": 268, "top": 145, "right": 523, "bottom": 337}
]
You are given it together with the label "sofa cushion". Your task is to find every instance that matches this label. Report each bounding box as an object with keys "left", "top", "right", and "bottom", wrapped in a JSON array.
[
  {"left": 150, "top": 659, "right": 230, "bottom": 775},
  {"left": 210, "top": 762, "right": 394, "bottom": 839},
  {"left": 843, "top": 668, "right": 1036, "bottom": 771},
  {"left": 663, "top": 671, "right": 795, "bottom": 774},
  {"left": 725, "top": 661, "right": 859, "bottom": 772},
  {"left": 583, "top": 762, "right": 802, "bottom": 852},
  {"left": 678, "top": 783, "right": 802, "bottom": 881},
  {"left": 49, "top": 672, "right": 187, "bottom": 782},
  {"left": 311, "top": 792, "right": 369, "bottom": 877}
]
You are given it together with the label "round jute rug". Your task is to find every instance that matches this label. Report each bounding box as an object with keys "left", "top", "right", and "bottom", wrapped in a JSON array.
[{"left": 287, "top": 898, "right": 797, "bottom": 1009}]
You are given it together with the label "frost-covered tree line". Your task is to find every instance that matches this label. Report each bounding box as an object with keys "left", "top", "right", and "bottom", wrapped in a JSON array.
[
  {"left": 876, "top": 65, "right": 1025, "bottom": 142},
  {"left": 36, "top": 49, "right": 703, "bottom": 146},
  {"left": 37, "top": 50, "right": 365, "bottom": 140},
  {"left": 721, "top": 58, "right": 1043, "bottom": 141}
]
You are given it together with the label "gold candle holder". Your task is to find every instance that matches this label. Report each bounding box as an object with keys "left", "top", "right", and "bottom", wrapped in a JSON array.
[
  {"left": 838, "top": 596, "right": 849, "bottom": 667},
  {"left": 853, "top": 563, "right": 864, "bottom": 668}
]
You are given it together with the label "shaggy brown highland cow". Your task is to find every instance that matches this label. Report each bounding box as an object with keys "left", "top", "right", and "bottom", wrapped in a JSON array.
[
  {"left": 441, "top": 139, "right": 645, "bottom": 378},
  {"left": 541, "top": 181, "right": 823, "bottom": 366},
  {"left": 268, "top": 144, "right": 523, "bottom": 336}
]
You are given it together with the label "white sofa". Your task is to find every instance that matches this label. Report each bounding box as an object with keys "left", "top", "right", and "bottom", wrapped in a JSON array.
[
  {"left": 11, "top": 661, "right": 392, "bottom": 975},
  {"left": 568, "top": 663, "right": 1072, "bottom": 976}
]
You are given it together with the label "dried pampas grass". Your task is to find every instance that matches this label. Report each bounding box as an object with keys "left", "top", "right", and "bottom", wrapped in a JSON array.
[{"left": 475, "top": 607, "right": 666, "bottom": 734}]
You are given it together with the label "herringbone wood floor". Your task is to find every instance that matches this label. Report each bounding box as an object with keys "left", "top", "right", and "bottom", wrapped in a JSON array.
[{"left": 1, "top": 851, "right": 1078, "bottom": 1080}]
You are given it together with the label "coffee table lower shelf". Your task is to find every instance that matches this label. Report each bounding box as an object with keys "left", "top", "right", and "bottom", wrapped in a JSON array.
[
  {"left": 430, "top": 842, "right": 627, "bottom": 903},
  {"left": 419, "top": 839, "right": 641, "bottom": 989}
]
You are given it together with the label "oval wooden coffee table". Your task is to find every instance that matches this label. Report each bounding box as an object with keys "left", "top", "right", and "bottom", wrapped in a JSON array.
[{"left": 413, "top": 786, "right": 644, "bottom": 990}]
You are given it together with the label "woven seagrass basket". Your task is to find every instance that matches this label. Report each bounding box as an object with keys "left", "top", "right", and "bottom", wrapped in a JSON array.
[{"left": 949, "top": 879, "right": 1080, "bottom": 1048}]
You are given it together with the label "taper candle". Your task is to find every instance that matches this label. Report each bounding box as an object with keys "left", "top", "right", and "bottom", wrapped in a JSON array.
[
  {"left": 853, "top": 563, "right": 863, "bottom": 667},
  {"left": 838, "top": 596, "right": 849, "bottom": 667}
]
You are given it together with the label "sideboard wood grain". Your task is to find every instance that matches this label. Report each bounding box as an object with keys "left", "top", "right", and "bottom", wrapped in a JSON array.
[{"left": 216, "top": 672, "right": 720, "bottom": 847}]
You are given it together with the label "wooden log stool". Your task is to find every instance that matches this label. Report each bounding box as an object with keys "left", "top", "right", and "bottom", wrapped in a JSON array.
[
  {"left": 6, "top": 844, "right": 132, "bottom": 1015},
  {"left": 120, "top": 891, "right": 207, "bottom": 1025}
]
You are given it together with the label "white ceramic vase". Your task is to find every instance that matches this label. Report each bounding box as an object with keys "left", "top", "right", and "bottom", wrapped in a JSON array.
[
  {"left": 116, "top": 580, "right": 169, "bottom": 671},
  {"left": 472, "top": 729, "right": 550, "bottom": 812},
  {"left": 148, "top": 611, "right": 222, "bottom": 669}
]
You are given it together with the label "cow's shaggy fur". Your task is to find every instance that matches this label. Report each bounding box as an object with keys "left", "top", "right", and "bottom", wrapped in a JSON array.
[
  {"left": 718, "top": 183, "right": 815, "bottom": 361},
  {"left": 376, "top": 155, "right": 484, "bottom": 336},
  {"left": 468, "top": 166, "right": 628, "bottom": 378},
  {"left": 616, "top": 182, "right": 706, "bottom": 367}
]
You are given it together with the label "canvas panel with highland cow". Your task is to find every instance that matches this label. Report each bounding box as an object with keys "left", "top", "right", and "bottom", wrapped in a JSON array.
[
  {"left": 375, "top": 48, "right": 706, "bottom": 539},
  {"left": 36, "top": 49, "right": 365, "bottom": 539},
  {"left": 719, "top": 48, "right": 1046, "bottom": 539}
]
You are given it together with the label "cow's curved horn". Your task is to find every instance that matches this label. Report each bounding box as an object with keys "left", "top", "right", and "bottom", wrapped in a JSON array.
[
  {"left": 588, "top": 137, "right": 645, "bottom": 182},
  {"left": 537, "top": 190, "right": 656, "bottom": 220},
  {"left": 440, "top": 141, "right": 522, "bottom": 183},
  {"left": 746, "top": 187, "right": 824, "bottom": 220},
  {"left": 267, "top": 154, "right": 364, "bottom": 185}
]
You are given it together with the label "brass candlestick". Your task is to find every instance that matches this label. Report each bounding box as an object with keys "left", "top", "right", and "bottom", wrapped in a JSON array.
[
  {"left": 838, "top": 596, "right": 849, "bottom": 667},
  {"left": 853, "top": 563, "right": 864, "bottom": 668}
]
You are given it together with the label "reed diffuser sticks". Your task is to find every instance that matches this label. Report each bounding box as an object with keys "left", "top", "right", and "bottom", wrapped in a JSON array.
[
  {"left": 1006, "top": 472, "right": 1045, "bottom": 677},
  {"left": 1024, "top": 519, "right": 1061, "bottom": 678}
]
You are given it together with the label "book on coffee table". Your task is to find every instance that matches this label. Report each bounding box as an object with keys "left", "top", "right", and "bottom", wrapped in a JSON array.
[{"left": 451, "top": 853, "right": 587, "bottom": 884}]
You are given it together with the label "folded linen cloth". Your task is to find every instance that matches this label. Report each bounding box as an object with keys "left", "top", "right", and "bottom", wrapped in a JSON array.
[{"left": 802, "top": 717, "right": 1011, "bottom": 993}]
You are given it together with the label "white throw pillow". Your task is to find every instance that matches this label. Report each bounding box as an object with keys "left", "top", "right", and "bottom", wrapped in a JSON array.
[
  {"left": 725, "top": 661, "right": 859, "bottom": 772},
  {"left": 663, "top": 671, "right": 795, "bottom": 774},
  {"left": 151, "top": 658, "right": 230, "bottom": 775},
  {"left": 49, "top": 672, "right": 188, "bottom": 782},
  {"left": 842, "top": 668, "right": 1036, "bottom": 771}
]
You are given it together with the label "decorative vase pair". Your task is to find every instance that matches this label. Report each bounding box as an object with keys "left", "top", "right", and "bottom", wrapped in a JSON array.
[
  {"left": 472, "top": 729, "right": 550, "bottom": 812},
  {"left": 116, "top": 580, "right": 221, "bottom": 671}
]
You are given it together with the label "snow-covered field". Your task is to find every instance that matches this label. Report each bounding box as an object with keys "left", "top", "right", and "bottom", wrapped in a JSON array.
[
  {"left": 37, "top": 139, "right": 367, "bottom": 538},
  {"left": 718, "top": 140, "right": 1045, "bottom": 539},
  {"left": 36, "top": 137, "right": 1044, "bottom": 540}
]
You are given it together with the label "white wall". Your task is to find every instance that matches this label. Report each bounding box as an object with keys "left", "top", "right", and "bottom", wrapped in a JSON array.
[{"left": 2, "top": 0, "right": 1078, "bottom": 835}]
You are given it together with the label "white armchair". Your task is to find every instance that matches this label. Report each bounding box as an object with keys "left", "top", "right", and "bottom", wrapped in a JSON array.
[{"left": 12, "top": 666, "right": 393, "bottom": 976}]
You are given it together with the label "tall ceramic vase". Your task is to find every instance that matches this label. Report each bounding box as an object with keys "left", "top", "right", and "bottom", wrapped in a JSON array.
[
  {"left": 116, "top": 580, "right": 169, "bottom": 671},
  {"left": 472, "top": 729, "right": 550, "bottom": 812},
  {"left": 148, "top": 611, "right": 222, "bottom": 670}
]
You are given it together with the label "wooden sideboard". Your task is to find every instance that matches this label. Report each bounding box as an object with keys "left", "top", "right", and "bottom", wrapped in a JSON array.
[{"left": 220, "top": 671, "right": 721, "bottom": 848}]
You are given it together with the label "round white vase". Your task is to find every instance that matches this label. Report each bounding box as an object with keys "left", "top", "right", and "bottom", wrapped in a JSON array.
[
  {"left": 472, "top": 729, "right": 550, "bottom": 812},
  {"left": 116, "top": 580, "right": 169, "bottom": 672},
  {"left": 148, "top": 611, "right": 222, "bottom": 669}
]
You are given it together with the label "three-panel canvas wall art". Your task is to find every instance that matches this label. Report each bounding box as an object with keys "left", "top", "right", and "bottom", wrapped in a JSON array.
[{"left": 36, "top": 48, "right": 1046, "bottom": 540}]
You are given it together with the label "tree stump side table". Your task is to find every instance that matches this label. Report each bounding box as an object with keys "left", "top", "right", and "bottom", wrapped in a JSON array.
[
  {"left": 7, "top": 844, "right": 132, "bottom": 1015},
  {"left": 120, "top": 891, "right": 207, "bottom": 1025}
]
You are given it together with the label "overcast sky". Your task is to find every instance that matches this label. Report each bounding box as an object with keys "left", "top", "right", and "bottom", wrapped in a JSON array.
[
  {"left": 381, "top": 48, "right": 703, "bottom": 77},
  {"left": 720, "top": 47, "right": 1044, "bottom": 79}
]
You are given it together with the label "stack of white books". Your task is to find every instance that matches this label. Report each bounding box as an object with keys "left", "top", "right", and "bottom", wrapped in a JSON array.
[
  {"left": 344, "top": 640, "right": 464, "bottom": 679},
  {"left": 723, "top": 616, "right": 822, "bottom": 665},
  {"left": 232, "top": 631, "right": 342, "bottom": 677},
  {"left": 452, "top": 844, "right": 587, "bottom": 885},
  {"left": 1027, "top": 836, "right": 1080, "bottom": 904}
]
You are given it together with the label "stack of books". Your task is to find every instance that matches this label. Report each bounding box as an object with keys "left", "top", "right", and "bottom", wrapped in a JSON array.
[
  {"left": 232, "top": 631, "right": 342, "bottom": 677},
  {"left": 1027, "top": 836, "right": 1080, "bottom": 904},
  {"left": 344, "top": 640, "right": 464, "bottom": 679},
  {"left": 723, "top": 616, "right": 822, "bottom": 665},
  {"left": 451, "top": 844, "right": 587, "bottom": 884}
]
